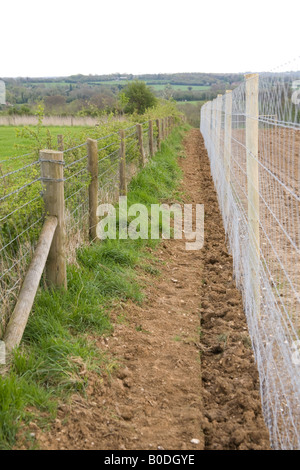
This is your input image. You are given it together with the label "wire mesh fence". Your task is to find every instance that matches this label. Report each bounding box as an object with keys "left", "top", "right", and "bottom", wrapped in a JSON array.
[
  {"left": 97, "top": 132, "right": 120, "bottom": 206},
  {"left": 0, "top": 154, "right": 43, "bottom": 336},
  {"left": 201, "top": 70, "right": 300, "bottom": 450},
  {"left": 64, "top": 143, "right": 90, "bottom": 262},
  {"left": 0, "top": 117, "right": 173, "bottom": 339}
]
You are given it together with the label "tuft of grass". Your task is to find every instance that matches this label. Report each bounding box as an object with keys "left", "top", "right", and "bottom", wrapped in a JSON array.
[
  {"left": 0, "top": 124, "right": 188, "bottom": 449},
  {"left": 173, "top": 335, "right": 182, "bottom": 342}
]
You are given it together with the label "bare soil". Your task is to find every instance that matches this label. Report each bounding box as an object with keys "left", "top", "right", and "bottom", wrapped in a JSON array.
[{"left": 31, "top": 128, "right": 270, "bottom": 450}]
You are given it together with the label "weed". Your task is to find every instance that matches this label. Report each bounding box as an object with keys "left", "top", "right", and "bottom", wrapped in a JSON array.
[{"left": 0, "top": 124, "right": 189, "bottom": 449}]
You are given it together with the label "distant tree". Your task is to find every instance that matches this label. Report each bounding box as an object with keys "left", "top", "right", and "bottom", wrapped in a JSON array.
[
  {"left": 117, "top": 92, "right": 129, "bottom": 115},
  {"left": 122, "top": 81, "right": 157, "bottom": 114},
  {"left": 90, "top": 89, "right": 116, "bottom": 110},
  {"left": 7, "top": 104, "right": 31, "bottom": 115},
  {"left": 163, "top": 84, "right": 173, "bottom": 99},
  {"left": 44, "top": 95, "right": 66, "bottom": 113}
]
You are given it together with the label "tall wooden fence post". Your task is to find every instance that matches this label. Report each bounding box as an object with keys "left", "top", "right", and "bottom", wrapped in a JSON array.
[
  {"left": 119, "top": 129, "right": 127, "bottom": 196},
  {"left": 207, "top": 101, "right": 212, "bottom": 155},
  {"left": 57, "top": 134, "right": 64, "bottom": 151},
  {"left": 161, "top": 118, "right": 165, "bottom": 141},
  {"left": 87, "top": 138, "right": 99, "bottom": 241},
  {"left": 245, "top": 73, "right": 260, "bottom": 317},
  {"left": 136, "top": 123, "right": 146, "bottom": 167},
  {"left": 149, "top": 120, "right": 154, "bottom": 157},
  {"left": 224, "top": 90, "right": 232, "bottom": 219},
  {"left": 212, "top": 98, "right": 217, "bottom": 154},
  {"left": 156, "top": 119, "right": 161, "bottom": 151},
  {"left": 40, "top": 150, "right": 67, "bottom": 289},
  {"left": 216, "top": 94, "right": 222, "bottom": 158}
]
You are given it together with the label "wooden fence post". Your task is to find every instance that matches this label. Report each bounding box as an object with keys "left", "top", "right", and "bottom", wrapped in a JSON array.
[
  {"left": 4, "top": 216, "right": 58, "bottom": 351},
  {"left": 161, "top": 118, "right": 165, "bottom": 141},
  {"left": 156, "top": 119, "right": 161, "bottom": 150},
  {"left": 87, "top": 138, "right": 99, "bottom": 241},
  {"left": 57, "top": 134, "right": 64, "bottom": 151},
  {"left": 216, "top": 94, "right": 222, "bottom": 158},
  {"left": 207, "top": 101, "right": 212, "bottom": 154},
  {"left": 224, "top": 90, "right": 232, "bottom": 218},
  {"left": 119, "top": 129, "right": 127, "bottom": 196},
  {"left": 40, "top": 150, "right": 67, "bottom": 289},
  {"left": 214, "top": 94, "right": 223, "bottom": 187},
  {"left": 136, "top": 123, "right": 146, "bottom": 167},
  {"left": 149, "top": 120, "right": 154, "bottom": 157},
  {"left": 212, "top": 98, "right": 217, "bottom": 154},
  {"left": 245, "top": 73, "right": 260, "bottom": 317}
]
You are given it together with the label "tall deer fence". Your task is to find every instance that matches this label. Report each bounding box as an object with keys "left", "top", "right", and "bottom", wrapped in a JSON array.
[
  {"left": 201, "top": 72, "right": 300, "bottom": 449},
  {"left": 0, "top": 116, "right": 175, "bottom": 350}
]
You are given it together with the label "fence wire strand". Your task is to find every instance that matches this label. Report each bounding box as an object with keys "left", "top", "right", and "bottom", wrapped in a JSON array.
[
  {"left": 0, "top": 116, "right": 171, "bottom": 348},
  {"left": 201, "top": 68, "right": 300, "bottom": 450}
]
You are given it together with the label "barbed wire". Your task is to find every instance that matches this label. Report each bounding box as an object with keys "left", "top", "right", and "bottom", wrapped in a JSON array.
[
  {"left": 64, "top": 154, "right": 87, "bottom": 169},
  {"left": 96, "top": 132, "right": 119, "bottom": 141},
  {"left": 0, "top": 160, "right": 40, "bottom": 180},
  {"left": 63, "top": 142, "right": 86, "bottom": 153},
  {"left": 0, "top": 178, "right": 41, "bottom": 203},
  {"left": 125, "top": 130, "right": 137, "bottom": 139},
  {"left": 0, "top": 151, "right": 35, "bottom": 164}
]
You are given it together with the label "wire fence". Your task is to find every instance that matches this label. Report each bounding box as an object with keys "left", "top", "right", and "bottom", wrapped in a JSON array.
[
  {"left": 0, "top": 118, "right": 166, "bottom": 338},
  {"left": 201, "top": 70, "right": 300, "bottom": 450}
]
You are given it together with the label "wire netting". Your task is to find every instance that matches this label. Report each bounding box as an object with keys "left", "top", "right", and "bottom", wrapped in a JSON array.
[
  {"left": 124, "top": 126, "right": 140, "bottom": 185},
  {"left": 201, "top": 68, "right": 300, "bottom": 450},
  {"left": 0, "top": 152, "right": 43, "bottom": 336},
  {"left": 0, "top": 118, "right": 169, "bottom": 335},
  {"left": 63, "top": 143, "right": 90, "bottom": 261}
]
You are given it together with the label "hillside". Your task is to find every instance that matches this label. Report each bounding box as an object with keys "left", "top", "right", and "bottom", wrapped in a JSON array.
[{"left": 0, "top": 72, "right": 243, "bottom": 117}]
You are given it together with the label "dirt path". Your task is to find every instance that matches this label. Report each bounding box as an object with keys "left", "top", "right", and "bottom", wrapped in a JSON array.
[{"left": 35, "top": 129, "right": 270, "bottom": 450}]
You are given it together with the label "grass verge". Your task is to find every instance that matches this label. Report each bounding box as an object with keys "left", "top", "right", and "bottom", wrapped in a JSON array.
[{"left": 0, "top": 124, "right": 189, "bottom": 449}]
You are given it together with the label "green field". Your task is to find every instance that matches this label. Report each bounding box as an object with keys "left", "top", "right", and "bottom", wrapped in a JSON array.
[
  {"left": 177, "top": 100, "right": 206, "bottom": 105},
  {"left": 23, "top": 82, "right": 69, "bottom": 88},
  {"left": 0, "top": 126, "right": 89, "bottom": 161},
  {"left": 84, "top": 80, "right": 210, "bottom": 92},
  {"left": 0, "top": 125, "right": 187, "bottom": 450},
  {"left": 148, "top": 84, "right": 210, "bottom": 91}
]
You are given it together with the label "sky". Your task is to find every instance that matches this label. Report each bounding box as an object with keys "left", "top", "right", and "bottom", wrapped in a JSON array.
[{"left": 0, "top": 0, "right": 299, "bottom": 78}]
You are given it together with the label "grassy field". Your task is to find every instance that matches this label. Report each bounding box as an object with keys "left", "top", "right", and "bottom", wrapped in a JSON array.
[
  {"left": 0, "top": 126, "right": 89, "bottom": 160},
  {"left": 176, "top": 100, "right": 206, "bottom": 105},
  {"left": 148, "top": 84, "right": 210, "bottom": 92},
  {"left": 23, "top": 82, "right": 69, "bottom": 88},
  {"left": 0, "top": 125, "right": 187, "bottom": 449},
  {"left": 82, "top": 80, "right": 210, "bottom": 92}
]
